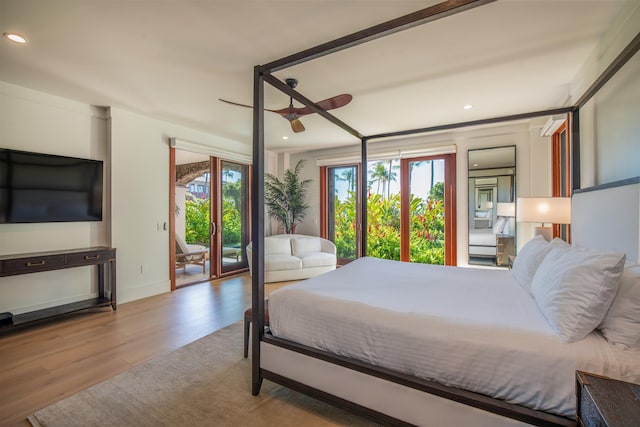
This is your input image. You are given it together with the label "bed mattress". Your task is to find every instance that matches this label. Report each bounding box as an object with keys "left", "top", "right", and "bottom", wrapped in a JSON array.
[
  {"left": 468, "top": 228, "right": 497, "bottom": 246},
  {"left": 268, "top": 257, "right": 640, "bottom": 418}
]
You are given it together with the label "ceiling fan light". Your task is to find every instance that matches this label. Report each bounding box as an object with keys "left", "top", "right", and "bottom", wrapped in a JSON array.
[{"left": 3, "top": 32, "right": 28, "bottom": 44}]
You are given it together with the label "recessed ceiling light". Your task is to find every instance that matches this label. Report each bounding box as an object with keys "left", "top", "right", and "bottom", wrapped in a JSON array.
[
  {"left": 463, "top": 104, "right": 473, "bottom": 110},
  {"left": 282, "top": 136, "right": 288, "bottom": 140},
  {"left": 3, "top": 32, "right": 28, "bottom": 44},
  {"left": 473, "top": 163, "right": 479, "bottom": 167}
]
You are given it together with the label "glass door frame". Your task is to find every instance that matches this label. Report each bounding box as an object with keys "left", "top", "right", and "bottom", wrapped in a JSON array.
[
  {"left": 320, "top": 164, "right": 362, "bottom": 265},
  {"left": 400, "top": 153, "right": 457, "bottom": 265},
  {"left": 217, "top": 159, "right": 251, "bottom": 275}
]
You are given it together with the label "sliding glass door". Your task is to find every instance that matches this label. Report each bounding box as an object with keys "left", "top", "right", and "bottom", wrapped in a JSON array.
[
  {"left": 172, "top": 150, "right": 250, "bottom": 289},
  {"left": 219, "top": 161, "right": 250, "bottom": 274},
  {"left": 404, "top": 158, "right": 446, "bottom": 264},
  {"left": 323, "top": 154, "right": 456, "bottom": 266},
  {"left": 367, "top": 159, "right": 401, "bottom": 260},
  {"left": 326, "top": 165, "right": 360, "bottom": 263}
]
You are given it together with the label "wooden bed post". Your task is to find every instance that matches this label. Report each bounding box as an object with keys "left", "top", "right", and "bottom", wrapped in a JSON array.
[
  {"left": 251, "top": 65, "right": 265, "bottom": 395},
  {"left": 360, "top": 137, "right": 368, "bottom": 258},
  {"left": 570, "top": 109, "right": 581, "bottom": 192}
]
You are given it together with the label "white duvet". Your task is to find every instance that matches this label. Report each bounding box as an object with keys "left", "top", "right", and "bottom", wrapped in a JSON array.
[{"left": 268, "top": 257, "right": 640, "bottom": 418}]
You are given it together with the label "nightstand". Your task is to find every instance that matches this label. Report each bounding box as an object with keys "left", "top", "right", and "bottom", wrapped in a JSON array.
[
  {"left": 496, "top": 234, "right": 515, "bottom": 267},
  {"left": 576, "top": 371, "right": 640, "bottom": 427}
]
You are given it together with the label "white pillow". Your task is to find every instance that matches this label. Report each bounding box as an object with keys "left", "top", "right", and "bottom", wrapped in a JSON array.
[
  {"left": 492, "top": 217, "right": 506, "bottom": 234},
  {"left": 501, "top": 217, "right": 516, "bottom": 236},
  {"left": 598, "top": 264, "right": 640, "bottom": 349},
  {"left": 264, "top": 237, "right": 292, "bottom": 255},
  {"left": 291, "top": 238, "right": 321, "bottom": 257},
  {"left": 531, "top": 246, "right": 626, "bottom": 343},
  {"left": 511, "top": 235, "right": 552, "bottom": 290},
  {"left": 549, "top": 237, "right": 570, "bottom": 250}
]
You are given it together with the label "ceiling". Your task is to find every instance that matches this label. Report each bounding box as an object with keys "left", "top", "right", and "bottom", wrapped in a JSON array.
[{"left": 0, "top": 1, "right": 632, "bottom": 154}]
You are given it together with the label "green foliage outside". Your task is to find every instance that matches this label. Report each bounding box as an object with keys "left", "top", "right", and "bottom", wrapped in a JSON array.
[
  {"left": 429, "top": 181, "right": 444, "bottom": 201},
  {"left": 184, "top": 179, "right": 243, "bottom": 247},
  {"left": 221, "top": 199, "right": 241, "bottom": 246},
  {"left": 408, "top": 195, "right": 445, "bottom": 264},
  {"left": 333, "top": 188, "right": 445, "bottom": 265},
  {"left": 184, "top": 194, "right": 210, "bottom": 245}
]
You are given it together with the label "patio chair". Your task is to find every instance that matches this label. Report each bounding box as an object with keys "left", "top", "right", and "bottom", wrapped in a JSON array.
[{"left": 175, "top": 233, "right": 208, "bottom": 274}]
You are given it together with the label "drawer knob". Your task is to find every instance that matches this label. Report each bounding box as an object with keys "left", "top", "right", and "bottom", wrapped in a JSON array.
[{"left": 84, "top": 255, "right": 100, "bottom": 260}]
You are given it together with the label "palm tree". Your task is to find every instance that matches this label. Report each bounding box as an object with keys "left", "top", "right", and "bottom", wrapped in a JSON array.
[
  {"left": 264, "top": 159, "right": 312, "bottom": 234},
  {"left": 386, "top": 159, "right": 399, "bottom": 198},
  {"left": 369, "top": 162, "right": 388, "bottom": 196},
  {"left": 339, "top": 167, "right": 356, "bottom": 193},
  {"left": 369, "top": 160, "right": 400, "bottom": 199}
]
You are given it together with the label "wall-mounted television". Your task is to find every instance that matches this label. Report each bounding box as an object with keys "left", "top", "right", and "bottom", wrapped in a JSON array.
[{"left": 0, "top": 149, "right": 103, "bottom": 223}]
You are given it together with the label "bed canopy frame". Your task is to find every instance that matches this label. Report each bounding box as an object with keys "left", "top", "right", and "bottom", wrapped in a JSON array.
[{"left": 250, "top": 0, "right": 640, "bottom": 425}]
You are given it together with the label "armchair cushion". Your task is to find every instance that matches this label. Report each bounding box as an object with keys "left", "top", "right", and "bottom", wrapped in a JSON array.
[{"left": 291, "top": 237, "right": 321, "bottom": 257}]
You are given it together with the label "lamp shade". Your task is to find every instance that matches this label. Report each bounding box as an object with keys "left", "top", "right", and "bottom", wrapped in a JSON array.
[
  {"left": 516, "top": 197, "right": 571, "bottom": 224},
  {"left": 496, "top": 202, "right": 515, "bottom": 217}
]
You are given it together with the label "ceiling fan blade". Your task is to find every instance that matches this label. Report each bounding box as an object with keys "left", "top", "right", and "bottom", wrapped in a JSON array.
[
  {"left": 290, "top": 119, "right": 305, "bottom": 133},
  {"left": 294, "top": 94, "right": 353, "bottom": 116},
  {"left": 219, "top": 99, "right": 279, "bottom": 113},
  {"left": 316, "top": 94, "right": 353, "bottom": 110}
]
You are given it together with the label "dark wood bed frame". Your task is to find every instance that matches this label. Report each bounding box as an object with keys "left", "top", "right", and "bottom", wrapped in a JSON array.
[{"left": 249, "top": 1, "right": 640, "bottom": 425}]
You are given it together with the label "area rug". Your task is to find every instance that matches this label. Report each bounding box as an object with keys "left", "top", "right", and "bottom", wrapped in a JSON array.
[{"left": 28, "top": 322, "right": 379, "bottom": 427}]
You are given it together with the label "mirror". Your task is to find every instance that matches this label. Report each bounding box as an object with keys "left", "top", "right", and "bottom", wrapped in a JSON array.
[{"left": 468, "top": 146, "right": 516, "bottom": 267}]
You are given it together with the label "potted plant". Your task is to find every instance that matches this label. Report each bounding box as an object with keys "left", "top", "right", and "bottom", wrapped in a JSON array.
[{"left": 264, "top": 159, "right": 312, "bottom": 234}]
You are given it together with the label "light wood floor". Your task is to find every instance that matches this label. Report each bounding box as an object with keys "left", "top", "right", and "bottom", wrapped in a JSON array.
[{"left": 0, "top": 273, "right": 290, "bottom": 427}]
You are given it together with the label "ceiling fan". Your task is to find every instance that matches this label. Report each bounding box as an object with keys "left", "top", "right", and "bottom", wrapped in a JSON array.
[{"left": 219, "top": 78, "right": 352, "bottom": 133}]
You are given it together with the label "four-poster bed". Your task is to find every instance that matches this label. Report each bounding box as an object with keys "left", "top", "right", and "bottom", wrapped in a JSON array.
[{"left": 250, "top": 1, "right": 640, "bottom": 425}]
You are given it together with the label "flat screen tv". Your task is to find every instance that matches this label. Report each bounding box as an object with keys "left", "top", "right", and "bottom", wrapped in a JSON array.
[{"left": 0, "top": 149, "right": 103, "bottom": 223}]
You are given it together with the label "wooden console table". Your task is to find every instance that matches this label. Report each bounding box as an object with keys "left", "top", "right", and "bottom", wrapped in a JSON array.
[{"left": 0, "top": 247, "right": 116, "bottom": 330}]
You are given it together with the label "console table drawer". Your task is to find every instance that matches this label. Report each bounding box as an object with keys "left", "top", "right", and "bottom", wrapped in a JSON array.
[
  {"left": 2, "top": 254, "right": 66, "bottom": 274},
  {"left": 67, "top": 249, "right": 114, "bottom": 266},
  {"left": 0, "top": 247, "right": 117, "bottom": 331}
]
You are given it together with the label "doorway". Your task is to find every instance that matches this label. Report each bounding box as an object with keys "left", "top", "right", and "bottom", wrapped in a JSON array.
[{"left": 171, "top": 149, "right": 250, "bottom": 289}]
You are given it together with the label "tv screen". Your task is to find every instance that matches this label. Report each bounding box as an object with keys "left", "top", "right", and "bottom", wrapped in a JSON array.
[{"left": 0, "top": 149, "right": 103, "bottom": 223}]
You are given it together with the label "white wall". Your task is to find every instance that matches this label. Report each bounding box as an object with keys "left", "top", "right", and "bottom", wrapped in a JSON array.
[
  {"left": 572, "top": 2, "right": 640, "bottom": 187},
  {"left": 109, "top": 107, "right": 250, "bottom": 303},
  {"left": 590, "top": 52, "right": 639, "bottom": 184},
  {"left": 289, "top": 121, "right": 552, "bottom": 266},
  {"left": 0, "top": 83, "right": 251, "bottom": 314},
  {"left": 0, "top": 82, "right": 109, "bottom": 314}
]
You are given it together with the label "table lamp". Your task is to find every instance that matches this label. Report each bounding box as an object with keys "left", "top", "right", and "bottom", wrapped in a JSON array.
[{"left": 516, "top": 197, "right": 571, "bottom": 241}]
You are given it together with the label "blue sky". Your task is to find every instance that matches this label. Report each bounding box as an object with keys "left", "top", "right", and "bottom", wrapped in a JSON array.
[{"left": 332, "top": 159, "right": 445, "bottom": 201}]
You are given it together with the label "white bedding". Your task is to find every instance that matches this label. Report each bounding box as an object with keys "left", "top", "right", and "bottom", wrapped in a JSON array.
[
  {"left": 268, "top": 257, "right": 640, "bottom": 418},
  {"left": 468, "top": 228, "right": 497, "bottom": 247}
]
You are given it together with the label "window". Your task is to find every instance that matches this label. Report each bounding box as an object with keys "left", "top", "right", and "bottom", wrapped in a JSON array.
[{"left": 322, "top": 154, "right": 456, "bottom": 265}]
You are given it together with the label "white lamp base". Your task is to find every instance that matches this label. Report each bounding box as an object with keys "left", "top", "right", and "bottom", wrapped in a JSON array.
[{"left": 535, "top": 226, "right": 552, "bottom": 242}]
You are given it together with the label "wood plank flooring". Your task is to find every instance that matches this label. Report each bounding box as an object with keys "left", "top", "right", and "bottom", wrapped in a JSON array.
[{"left": 0, "top": 273, "right": 290, "bottom": 427}]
